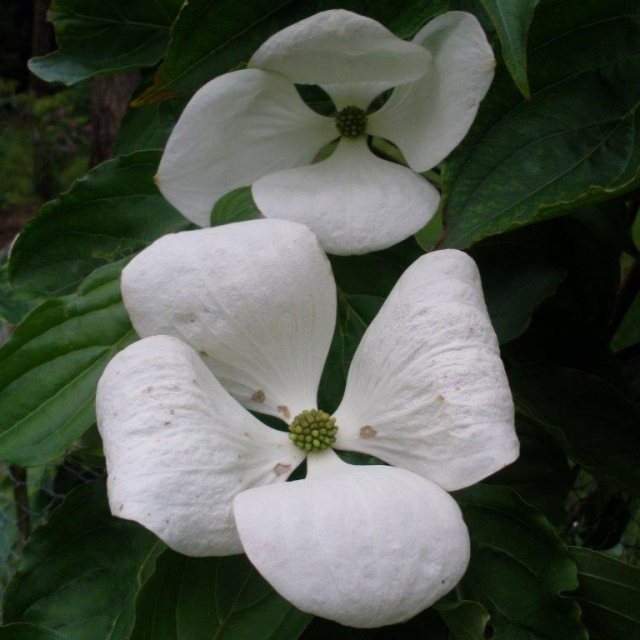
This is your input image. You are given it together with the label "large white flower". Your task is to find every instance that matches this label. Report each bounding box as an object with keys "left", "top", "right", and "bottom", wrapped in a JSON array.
[
  {"left": 156, "top": 10, "right": 495, "bottom": 255},
  {"left": 97, "top": 219, "right": 518, "bottom": 628}
]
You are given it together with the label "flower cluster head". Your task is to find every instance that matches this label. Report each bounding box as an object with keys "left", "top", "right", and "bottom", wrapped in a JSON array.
[
  {"left": 155, "top": 9, "right": 495, "bottom": 255},
  {"left": 97, "top": 219, "right": 518, "bottom": 628}
]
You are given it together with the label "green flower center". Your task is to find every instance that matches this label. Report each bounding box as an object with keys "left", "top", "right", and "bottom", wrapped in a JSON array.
[
  {"left": 335, "top": 106, "right": 367, "bottom": 138},
  {"left": 288, "top": 409, "right": 338, "bottom": 452}
]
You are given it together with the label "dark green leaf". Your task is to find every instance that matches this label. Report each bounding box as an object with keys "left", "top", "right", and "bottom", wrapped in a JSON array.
[
  {"left": 470, "top": 229, "right": 566, "bottom": 343},
  {"left": 487, "top": 414, "right": 573, "bottom": 525},
  {"left": 0, "top": 260, "right": 43, "bottom": 326},
  {"left": 3, "top": 481, "right": 163, "bottom": 639},
  {"left": 9, "top": 150, "right": 188, "bottom": 296},
  {"left": 211, "top": 187, "right": 261, "bottom": 226},
  {"left": 611, "top": 289, "right": 640, "bottom": 353},
  {"left": 131, "top": 550, "right": 311, "bottom": 640},
  {"left": 135, "top": 0, "right": 447, "bottom": 105},
  {"left": 457, "top": 485, "right": 586, "bottom": 640},
  {"left": 0, "top": 263, "right": 135, "bottom": 466},
  {"left": 0, "top": 624, "right": 65, "bottom": 640},
  {"left": 435, "top": 599, "right": 490, "bottom": 640},
  {"left": 115, "top": 99, "right": 184, "bottom": 156},
  {"left": 479, "top": 0, "right": 539, "bottom": 96},
  {"left": 570, "top": 547, "right": 640, "bottom": 640},
  {"left": 441, "top": 0, "right": 640, "bottom": 248},
  {"left": 319, "top": 293, "right": 382, "bottom": 414},
  {"left": 510, "top": 363, "right": 640, "bottom": 497},
  {"left": 28, "top": 0, "right": 183, "bottom": 85}
]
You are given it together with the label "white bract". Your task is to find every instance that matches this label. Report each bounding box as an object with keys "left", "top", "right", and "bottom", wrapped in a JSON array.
[
  {"left": 97, "top": 219, "right": 518, "bottom": 628},
  {"left": 155, "top": 10, "right": 495, "bottom": 255}
]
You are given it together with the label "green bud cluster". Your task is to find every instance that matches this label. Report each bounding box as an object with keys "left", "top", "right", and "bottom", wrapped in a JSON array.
[
  {"left": 335, "top": 106, "right": 367, "bottom": 138},
  {"left": 288, "top": 409, "right": 338, "bottom": 452}
]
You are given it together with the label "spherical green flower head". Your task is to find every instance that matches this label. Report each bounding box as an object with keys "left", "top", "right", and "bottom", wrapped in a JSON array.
[
  {"left": 335, "top": 106, "right": 367, "bottom": 138},
  {"left": 289, "top": 409, "right": 338, "bottom": 452}
]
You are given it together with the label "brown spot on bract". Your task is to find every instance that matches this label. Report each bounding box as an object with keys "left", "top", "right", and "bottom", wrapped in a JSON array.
[
  {"left": 273, "top": 463, "right": 292, "bottom": 477},
  {"left": 164, "top": 421, "right": 171, "bottom": 426},
  {"left": 199, "top": 349, "right": 209, "bottom": 357},
  {"left": 170, "top": 409, "right": 175, "bottom": 415},
  {"left": 277, "top": 405, "right": 291, "bottom": 419},
  {"left": 437, "top": 394, "right": 446, "bottom": 402},
  {"left": 252, "top": 390, "right": 266, "bottom": 403},
  {"left": 359, "top": 425, "right": 377, "bottom": 439},
  {"left": 118, "top": 503, "right": 124, "bottom": 512},
  {"left": 143, "top": 386, "right": 153, "bottom": 394}
]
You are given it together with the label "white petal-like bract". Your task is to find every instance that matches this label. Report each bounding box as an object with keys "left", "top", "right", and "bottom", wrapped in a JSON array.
[
  {"left": 121, "top": 220, "right": 337, "bottom": 421},
  {"left": 234, "top": 450, "right": 470, "bottom": 628},
  {"left": 250, "top": 10, "right": 430, "bottom": 109},
  {"left": 253, "top": 137, "right": 439, "bottom": 255},
  {"left": 334, "top": 249, "right": 518, "bottom": 490},
  {"left": 156, "top": 68, "right": 336, "bottom": 226},
  {"left": 97, "top": 335, "right": 304, "bottom": 556},
  {"left": 368, "top": 12, "right": 495, "bottom": 172}
]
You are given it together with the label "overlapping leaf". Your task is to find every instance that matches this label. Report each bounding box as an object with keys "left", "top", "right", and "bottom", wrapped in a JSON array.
[
  {"left": 130, "top": 551, "right": 311, "bottom": 640},
  {"left": 1, "top": 482, "right": 163, "bottom": 639},
  {"left": 29, "top": 0, "right": 183, "bottom": 84},
  {"left": 457, "top": 485, "right": 587, "bottom": 640},
  {"left": 442, "top": 0, "right": 640, "bottom": 248},
  {"left": 570, "top": 547, "right": 640, "bottom": 640},
  {"left": 0, "top": 263, "right": 135, "bottom": 466},
  {"left": 9, "top": 150, "right": 188, "bottom": 296},
  {"left": 510, "top": 364, "right": 640, "bottom": 497}
]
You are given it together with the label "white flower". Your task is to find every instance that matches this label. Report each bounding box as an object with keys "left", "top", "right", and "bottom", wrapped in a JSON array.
[
  {"left": 155, "top": 10, "right": 495, "bottom": 256},
  {"left": 97, "top": 219, "right": 518, "bottom": 628}
]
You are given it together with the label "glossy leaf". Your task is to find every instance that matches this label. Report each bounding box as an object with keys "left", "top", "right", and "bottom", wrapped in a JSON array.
[
  {"left": 510, "top": 363, "right": 640, "bottom": 497},
  {"left": 3, "top": 481, "right": 163, "bottom": 639},
  {"left": 9, "top": 150, "right": 188, "bottom": 296},
  {"left": 442, "top": 0, "right": 640, "bottom": 248},
  {"left": 457, "top": 485, "right": 587, "bottom": 640},
  {"left": 28, "top": 0, "right": 183, "bottom": 85},
  {"left": 135, "top": 0, "right": 448, "bottom": 104},
  {"left": 0, "top": 263, "right": 135, "bottom": 466},
  {"left": 479, "top": 0, "right": 539, "bottom": 96},
  {"left": 131, "top": 550, "right": 311, "bottom": 640},
  {"left": 570, "top": 546, "right": 640, "bottom": 639}
]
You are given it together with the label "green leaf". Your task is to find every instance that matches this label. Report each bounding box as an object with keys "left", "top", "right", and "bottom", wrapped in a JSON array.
[
  {"left": 211, "top": 187, "right": 261, "bottom": 226},
  {"left": 9, "top": 150, "right": 188, "bottom": 296},
  {"left": 441, "top": 0, "right": 640, "bottom": 248},
  {"left": 0, "top": 262, "right": 135, "bottom": 466},
  {"left": 457, "top": 485, "right": 586, "bottom": 640},
  {"left": 435, "top": 599, "right": 490, "bottom": 640},
  {"left": 570, "top": 547, "right": 640, "bottom": 640},
  {"left": 487, "top": 414, "right": 573, "bottom": 525},
  {"left": 611, "top": 289, "right": 640, "bottom": 353},
  {"left": 319, "top": 293, "right": 382, "bottom": 414},
  {"left": 470, "top": 229, "right": 566, "bottom": 343},
  {"left": 479, "top": 0, "right": 539, "bottom": 96},
  {"left": 28, "top": 0, "right": 183, "bottom": 85},
  {"left": 510, "top": 363, "right": 640, "bottom": 497},
  {"left": 0, "top": 260, "right": 43, "bottom": 326},
  {"left": 131, "top": 550, "right": 311, "bottom": 640},
  {"left": 115, "top": 99, "right": 184, "bottom": 156},
  {"left": 3, "top": 481, "right": 163, "bottom": 640},
  {"left": 135, "top": 0, "right": 448, "bottom": 105},
  {"left": 0, "top": 624, "right": 65, "bottom": 640}
]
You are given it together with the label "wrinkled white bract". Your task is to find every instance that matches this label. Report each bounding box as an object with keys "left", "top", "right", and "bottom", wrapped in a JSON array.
[
  {"left": 97, "top": 219, "right": 518, "bottom": 628},
  {"left": 155, "top": 10, "right": 495, "bottom": 255}
]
